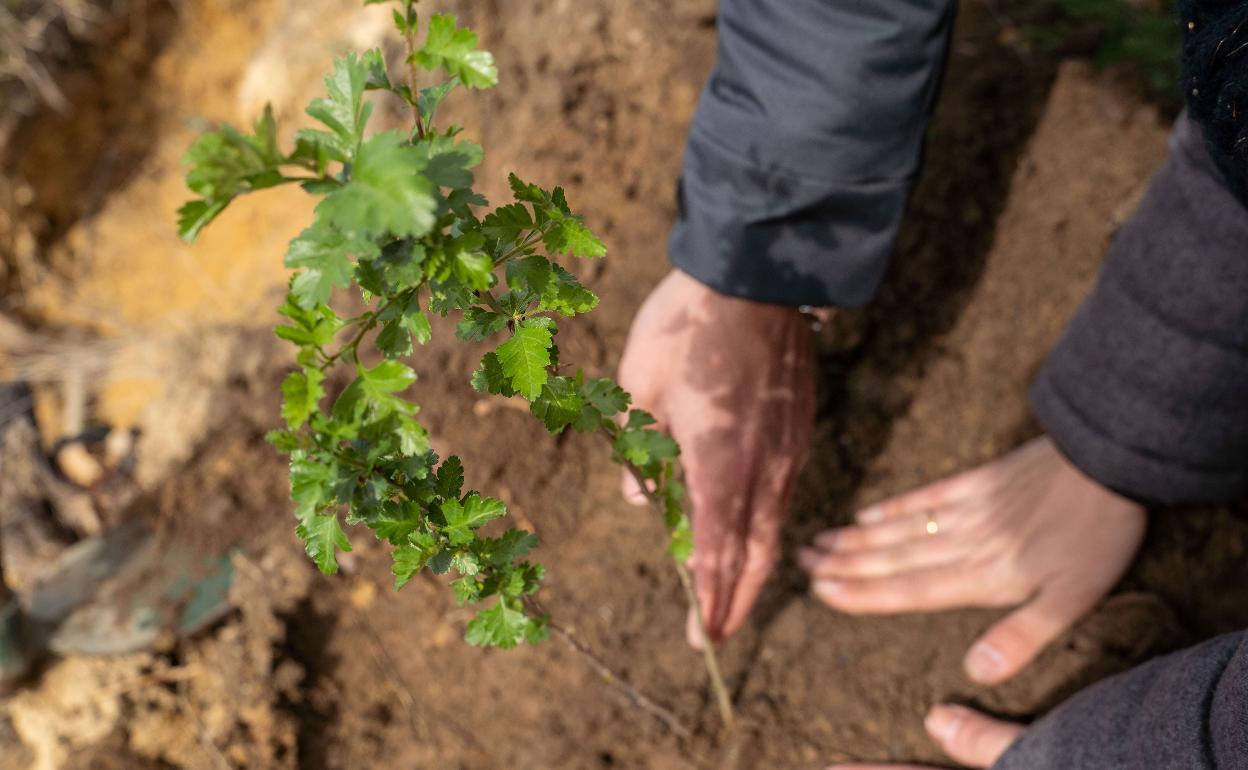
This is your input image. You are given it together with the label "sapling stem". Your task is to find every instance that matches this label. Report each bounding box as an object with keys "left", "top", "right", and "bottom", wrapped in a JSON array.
[{"left": 621, "top": 461, "right": 735, "bottom": 728}]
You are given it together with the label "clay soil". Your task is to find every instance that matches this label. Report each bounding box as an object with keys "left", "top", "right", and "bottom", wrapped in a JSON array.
[{"left": 2, "top": 1, "right": 1247, "bottom": 769}]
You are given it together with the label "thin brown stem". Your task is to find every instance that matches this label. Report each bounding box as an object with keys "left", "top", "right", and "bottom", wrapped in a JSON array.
[
  {"left": 615, "top": 448, "right": 736, "bottom": 728},
  {"left": 673, "top": 559, "right": 734, "bottom": 727},
  {"left": 523, "top": 597, "right": 692, "bottom": 739},
  {"left": 403, "top": 27, "right": 426, "bottom": 140}
]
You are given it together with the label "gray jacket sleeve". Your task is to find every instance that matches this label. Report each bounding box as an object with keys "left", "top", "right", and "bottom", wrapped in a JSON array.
[
  {"left": 668, "top": 0, "right": 956, "bottom": 307},
  {"left": 1029, "top": 114, "right": 1248, "bottom": 504},
  {"left": 993, "top": 631, "right": 1248, "bottom": 770}
]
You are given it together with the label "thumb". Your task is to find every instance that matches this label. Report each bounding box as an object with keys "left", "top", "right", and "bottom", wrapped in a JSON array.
[
  {"left": 925, "top": 704, "right": 1024, "bottom": 767},
  {"left": 964, "top": 586, "right": 1097, "bottom": 684}
]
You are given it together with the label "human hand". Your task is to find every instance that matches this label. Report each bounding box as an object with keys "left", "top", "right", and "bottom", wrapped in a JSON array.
[
  {"left": 619, "top": 269, "right": 815, "bottom": 647},
  {"left": 829, "top": 703, "right": 1025, "bottom": 770},
  {"left": 800, "top": 436, "right": 1146, "bottom": 684}
]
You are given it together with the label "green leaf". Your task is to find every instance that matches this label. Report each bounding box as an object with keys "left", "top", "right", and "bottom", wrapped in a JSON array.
[
  {"left": 392, "top": 531, "right": 438, "bottom": 589},
  {"left": 417, "top": 80, "right": 457, "bottom": 125},
  {"left": 374, "top": 289, "right": 434, "bottom": 359},
  {"left": 482, "top": 202, "right": 534, "bottom": 253},
  {"left": 376, "top": 317, "right": 414, "bottom": 358},
  {"left": 316, "top": 131, "right": 437, "bottom": 238},
  {"left": 470, "top": 352, "right": 515, "bottom": 396},
  {"left": 306, "top": 52, "right": 372, "bottom": 153},
  {"left": 176, "top": 199, "right": 228, "bottom": 242},
  {"left": 477, "top": 529, "right": 538, "bottom": 566},
  {"left": 529, "top": 375, "right": 583, "bottom": 433},
  {"left": 370, "top": 501, "right": 423, "bottom": 544},
  {"left": 451, "top": 550, "right": 481, "bottom": 576},
  {"left": 281, "top": 369, "right": 325, "bottom": 428},
  {"left": 544, "top": 212, "right": 607, "bottom": 259},
  {"left": 667, "top": 514, "right": 693, "bottom": 561},
  {"left": 297, "top": 513, "right": 351, "bottom": 574},
  {"left": 442, "top": 493, "right": 506, "bottom": 545},
  {"left": 331, "top": 378, "right": 367, "bottom": 423},
  {"left": 452, "top": 576, "right": 485, "bottom": 604},
  {"left": 285, "top": 224, "right": 379, "bottom": 309},
  {"left": 504, "top": 255, "right": 551, "bottom": 295},
  {"left": 495, "top": 318, "right": 553, "bottom": 400},
  {"left": 178, "top": 106, "right": 291, "bottom": 241},
  {"left": 411, "top": 14, "right": 498, "bottom": 89},
  {"left": 183, "top": 122, "right": 281, "bottom": 201},
  {"left": 583, "top": 378, "right": 630, "bottom": 417},
  {"left": 360, "top": 359, "right": 417, "bottom": 398},
  {"left": 428, "top": 548, "right": 453, "bottom": 575},
  {"left": 508, "top": 172, "right": 545, "bottom": 204},
  {"left": 540, "top": 264, "right": 598, "bottom": 315},
  {"left": 276, "top": 296, "right": 344, "bottom": 347},
  {"left": 456, "top": 307, "right": 509, "bottom": 341},
  {"left": 266, "top": 429, "right": 301, "bottom": 453},
  {"left": 290, "top": 454, "right": 334, "bottom": 518},
  {"left": 361, "top": 48, "right": 411, "bottom": 103},
  {"left": 414, "top": 135, "right": 482, "bottom": 189},
  {"left": 435, "top": 456, "right": 465, "bottom": 498},
  {"left": 395, "top": 414, "right": 428, "bottom": 455},
  {"left": 614, "top": 421, "right": 680, "bottom": 475},
  {"left": 465, "top": 602, "right": 544, "bottom": 649}
]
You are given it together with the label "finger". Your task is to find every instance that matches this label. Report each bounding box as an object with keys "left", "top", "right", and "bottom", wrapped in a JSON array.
[
  {"left": 685, "top": 514, "right": 733, "bottom": 648},
  {"left": 683, "top": 449, "right": 753, "bottom": 644},
  {"left": 963, "top": 584, "right": 1099, "bottom": 685},
  {"left": 717, "top": 506, "right": 784, "bottom": 640},
  {"left": 811, "top": 563, "right": 985, "bottom": 615},
  {"left": 620, "top": 469, "right": 650, "bottom": 506},
  {"left": 814, "top": 509, "right": 949, "bottom": 552},
  {"left": 798, "top": 535, "right": 965, "bottom": 580},
  {"left": 854, "top": 470, "right": 983, "bottom": 524},
  {"left": 925, "top": 704, "right": 1025, "bottom": 767}
]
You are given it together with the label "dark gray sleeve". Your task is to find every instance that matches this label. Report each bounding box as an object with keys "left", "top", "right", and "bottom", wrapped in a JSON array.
[
  {"left": 993, "top": 631, "right": 1248, "bottom": 770},
  {"left": 668, "top": 0, "right": 956, "bottom": 307},
  {"left": 1029, "top": 113, "right": 1248, "bottom": 504}
]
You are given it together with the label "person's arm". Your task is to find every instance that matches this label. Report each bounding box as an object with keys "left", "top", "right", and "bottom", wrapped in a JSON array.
[
  {"left": 992, "top": 631, "right": 1248, "bottom": 769},
  {"left": 670, "top": 0, "right": 956, "bottom": 307},
  {"left": 1029, "top": 111, "right": 1248, "bottom": 504},
  {"left": 829, "top": 632, "right": 1248, "bottom": 770},
  {"left": 621, "top": 0, "right": 957, "bottom": 647}
]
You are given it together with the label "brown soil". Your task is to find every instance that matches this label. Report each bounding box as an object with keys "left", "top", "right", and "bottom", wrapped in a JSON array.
[{"left": 2, "top": 1, "right": 1247, "bottom": 769}]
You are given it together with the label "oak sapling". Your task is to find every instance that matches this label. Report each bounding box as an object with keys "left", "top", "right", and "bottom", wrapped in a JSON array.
[{"left": 177, "top": 0, "right": 732, "bottom": 729}]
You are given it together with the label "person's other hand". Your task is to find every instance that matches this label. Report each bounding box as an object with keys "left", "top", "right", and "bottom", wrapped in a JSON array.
[
  {"left": 800, "top": 436, "right": 1146, "bottom": 684},
  {"left": 619, "top": 269, "right": 815, "bottom": 648},
  {"left": 828, "top": 703, "right": 1025, "bottom": 770}
]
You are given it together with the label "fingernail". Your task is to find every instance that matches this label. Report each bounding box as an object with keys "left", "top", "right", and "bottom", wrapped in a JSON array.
[
  {"left": 813, "top": 579, "right": 842, "bottom": 600},
  {"left": 965, "top": 641, "right": 1005, "bottom": 682},
  {"left": 857, "top": 505, "right": 883, "bottom": 523},
  {"left": 797, "top": 547, "right": 821, "bottom": 571},
  {"left": 925, "top": 704, "right": 966, "bottom": 743},
  {"left": 815, "top": 529, "right": 839, "bottom": 550}
]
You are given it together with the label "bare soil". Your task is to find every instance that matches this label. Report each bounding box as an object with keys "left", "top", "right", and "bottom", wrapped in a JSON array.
[{"left": 1, "top": 1, "right": 1246, "bottom": 769}]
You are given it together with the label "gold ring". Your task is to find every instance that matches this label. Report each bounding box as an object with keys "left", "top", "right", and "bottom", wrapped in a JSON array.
[{"left": 924, "top": 510, "right": 939, "bottom": 535}]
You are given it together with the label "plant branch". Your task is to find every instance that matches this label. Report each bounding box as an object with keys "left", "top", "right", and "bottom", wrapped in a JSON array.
[
  {"left": 402, "top": 27, "right": 426, "bottom": 139},
  {"left": 616, "top": 450, "right": 735, "bottom": 728},
  {"left": 522, "top": 597, "right": 692, "bottom": 739}
]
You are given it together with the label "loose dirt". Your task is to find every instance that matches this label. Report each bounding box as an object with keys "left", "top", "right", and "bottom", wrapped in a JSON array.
[{"left": 1, "top": 1, "right": 1245, "bottom": 768}]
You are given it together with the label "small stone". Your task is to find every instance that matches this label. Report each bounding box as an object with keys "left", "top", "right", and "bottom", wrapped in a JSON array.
[
  {"left": 102, "top": 427, "right": 133, "bottom": 469},
  {"left": 56, "top": 442, "right": 103, "bottom": 487},
  {"left": 349, "top": 579, "right": 377, "bottom": 609}
]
